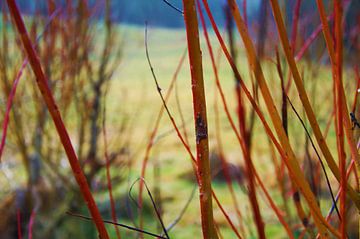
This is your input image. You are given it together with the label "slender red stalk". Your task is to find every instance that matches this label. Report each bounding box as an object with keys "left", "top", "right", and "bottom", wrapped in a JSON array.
[
  {"left": 324, "top": 108, "right": 335, "bottom": 138},
  {"left": 334, "top": 1, "right": 346, "bottom": 236},
  {"left": 213, "top": 61, "right": 246, "bottom": 236},
  {"left": 352, "top": 160, "right": 360, "bottom": 192},
  {"left": 212, "top": 191, "right": 243, "bottom": 239},
  {"left": 5, "top": 1, "right": 109, "bottom": 238},
  {"left": 285, "top": 0, "right": 301, "bottom": 92},
  {"left": 212, "top": 43, "right": 246, "bottom": 237},
  {"left": 103, "top": 106, "right": 121, "bottom": 239},
  {"left": 28, "top": 211, "right": 36, "bottom": 239},
  {"left": 224, "top": 2, "right": 247, "bottom": 145},
  {"left": 242, "top": 0, "right": 247, "bottom": 27},
  {"left": 267, "top": 138, "right": 291, "bottom": 215},
  {"left": 214, "top": 100, "right": 246, "bottom": 236},
  {"left": 17, "top": 209, "right": 22, "bottom": 239},
  {"left": 294, "top": 13, "right": 334, "bottom": 61},
  {"left": 290, "top": 0, "right": 302, "bottom": 53},
  {"left": 351, "top": 67, "right": 360, "bottom": 113},
  {"left": 253, "top": 170, "right": 294, "bottom": 239}
]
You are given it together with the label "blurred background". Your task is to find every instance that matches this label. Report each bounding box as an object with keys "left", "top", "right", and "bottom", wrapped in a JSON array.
[{"left": 0, "top": 0, "right": 359, "bottom": 238}]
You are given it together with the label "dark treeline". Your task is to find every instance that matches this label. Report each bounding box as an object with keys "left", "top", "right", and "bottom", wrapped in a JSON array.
[
  {"left": 6, "top": 0, "right": 359, "bottom": 60},
  {"left": 9, "top": 0, "right": 261, "bottom": 28},
  {"left": 6, "top": 0, "right": 359, "bottom": 30},
  {"left": 9, "top": 0, "right": 360, "bottom": 28}
]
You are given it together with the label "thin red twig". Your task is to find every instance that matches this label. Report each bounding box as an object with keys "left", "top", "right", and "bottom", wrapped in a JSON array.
[
  {"left": 28, "top": 210, "right": 36, "bottom": 239},
  {"left": 17, "top": 209, "right": 22, "bottom": 239},
  {"left": 102, "top": 96, "right": 121, "bottom": 239}
]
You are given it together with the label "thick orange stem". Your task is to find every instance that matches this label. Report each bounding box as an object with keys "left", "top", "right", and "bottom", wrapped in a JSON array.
[{"left": 182, "top": 1, "right": 218, "bottom": 238}]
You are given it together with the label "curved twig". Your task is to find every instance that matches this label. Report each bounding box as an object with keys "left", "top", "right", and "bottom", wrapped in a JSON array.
[
  {"left": 162, "top": 0, "right": 184, "bottom": 15},
  {"left": 129, "top": 178, "right": 170, "bottom": 238}
]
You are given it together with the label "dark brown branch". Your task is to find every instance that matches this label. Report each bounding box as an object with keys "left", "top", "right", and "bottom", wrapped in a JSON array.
[{"left": 66, "top": 211, "right": 167, "bottom": 239}]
